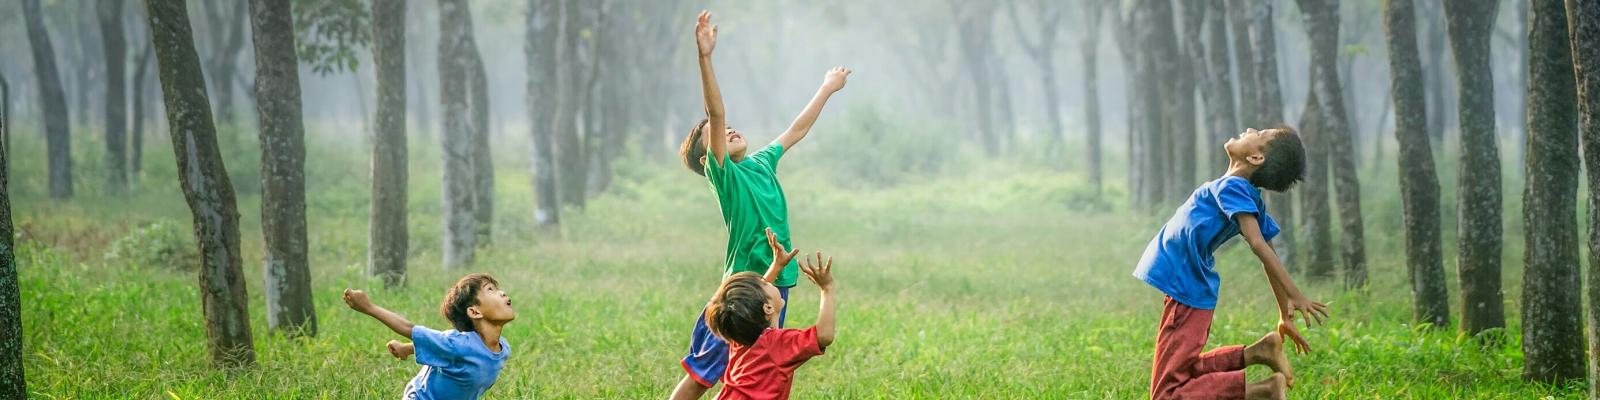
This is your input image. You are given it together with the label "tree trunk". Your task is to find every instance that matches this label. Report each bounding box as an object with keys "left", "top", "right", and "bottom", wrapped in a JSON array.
[
  {"left": 204, "top": 0, "right": 249, "bottom": 127},
  {"left": 438, "top": 0, "right": 478, "bottom": 269},
  {"left": 1229, "top": 0, "right": 1259, "bottom": 127},
  {"left": 1203, "top": 5, "right": 1238, "bottom": 174},
  {"left": 369, "top": 0, "right": 408, "bottom": 287},
  {"left": 555, "top": 0, "right": 589, "bottom": 208},
  {"left": 23, "top": 0, "right": 73, "bottom": 199},
  {"left": 1298, "top": 92, "right": 1336, "bottom": 280},
  {"left": 248, "top": 0, "right": 315, "bottom": 338},
  {"left": 1567, "top": 0, "right": 1600, "bottom": 390},
  {"left": 1520, "top": 0, "right": 1583, "bottom": 382},
  {"left": 132, "top": 40, "right": 155, "bottom": 177},
  {"left": 465, "top": 34, "right": 493, "bottom": 244},
  {"left": 1443, "top": 0, "right": 1506, "bottom": 336},
  {"left": 1251, "top": 0, "right": 1297, "bottom": 269},
  {"left": 0, "top": 73, "right": 21, "bottom": 400},
  {"left": 100, "top": 1, "right": 129, "bottom": 193},
  {"left": 954, "top": 2, "right": 1000, "bottom": 157},
  {"left": 1081, "top": 3, "right": 1103, "bottom": 193},
  {"left": 1135, "top": 0, "right": 1175, "bottom": 209},
  {"left": 1170, "top": 1, "right": 1202, "bottom": 195},
  {"left": 1384, "top": 0, "right": 1450, "bottom": 328},
  {"left": 527, "top": 0, "right": 561, "bottom": 230},
  {"left": 147, "top": 0, "right": 255, "bottom": 367},
  {"left": 1298, "top": 0, "right": 1368, "bottom": 288}
]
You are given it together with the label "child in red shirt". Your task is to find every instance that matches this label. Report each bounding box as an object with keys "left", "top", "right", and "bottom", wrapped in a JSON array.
[{"left": 704, "top": 229, "right": 836, "bottom": 400}]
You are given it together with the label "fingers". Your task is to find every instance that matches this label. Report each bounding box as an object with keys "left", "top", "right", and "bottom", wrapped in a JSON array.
[
  {"left": 786, "top": 249, "right": 800, "bottom": 260},
  {"left": 711, "top": 24, "right": 718, "bottom": 37}
]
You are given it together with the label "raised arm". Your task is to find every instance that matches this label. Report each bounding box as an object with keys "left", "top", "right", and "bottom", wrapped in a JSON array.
[
  {"left": 775, "top": 67, "right": 851, "bottom": 150},
  {"left": 1237, "top": 214, "right": 1328, "bottom": 354},
  {"left": 695, "top": 10, "right": 729, "bottom": 166},
  {"left": 800, "top": 252, "right": 836, "bottom": 348},
  {"left": 344, "top": 289, "right": 416, "bottom": 338}
]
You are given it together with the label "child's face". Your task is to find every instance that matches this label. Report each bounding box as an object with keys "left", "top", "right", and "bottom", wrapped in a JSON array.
[
  {"left": 761, "top": 281, "right": 783, "bottom": 327},
  {"left": 702, "top": 122, "right": 748, "bottom": 159},
  {"left": 469, "top": 283, "right": 516, "bottom": 325},
  {"left": 1224, "top": 128, "right": 1276, "bottom": 166}
]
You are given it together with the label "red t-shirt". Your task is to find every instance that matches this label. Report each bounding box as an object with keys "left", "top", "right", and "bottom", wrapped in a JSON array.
[{"left": 715, "top": 326, "right": 827, "bottom": 400}]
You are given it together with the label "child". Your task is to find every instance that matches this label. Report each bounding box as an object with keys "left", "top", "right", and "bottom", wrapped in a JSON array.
[
  {"left": 343, "top": 273, "right": 514, "bottom": 400},
  {"left": 1132, "top": 127, "right": 1329, "bottom": 400},
  {"left": 705, "top": 229, "right": 836, "bottom": 400},
  {"left": 672, "top": 9, "right": 849, "bottom": 399}
]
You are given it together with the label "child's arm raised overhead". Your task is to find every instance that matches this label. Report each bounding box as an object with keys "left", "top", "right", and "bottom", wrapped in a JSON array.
[
  {"left": 775, "top": 67, "right": 851, "bottom": 151},
  {"left": 343, "top": 289, "right": 416, "bottom": 338},
  {"left": 1237, "top": 214, "right": 1329, "bottom": 354},
  {"left": 695, "top": 10, "right": 730, "bottom": 167},
  {"left": 800, "top": 252, "right": 836, "bottom": 348},
  {"left": 763, "top": 227, "right": 800, "bottom": 283}
]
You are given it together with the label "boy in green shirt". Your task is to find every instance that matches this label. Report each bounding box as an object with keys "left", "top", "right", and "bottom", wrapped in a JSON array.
[{"left": 670, "top": 10, "right": 850, "bottom": 400}]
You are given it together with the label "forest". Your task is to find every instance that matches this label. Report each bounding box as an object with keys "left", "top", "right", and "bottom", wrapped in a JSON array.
[{"left": 1, "top": 0, "right": 1599, "bottom": 398}]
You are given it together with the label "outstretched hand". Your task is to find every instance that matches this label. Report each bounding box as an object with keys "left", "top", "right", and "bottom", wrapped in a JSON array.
[
  {"left": 822, "top": 67, "right": 851, "bottom": 93},
  {"left": 386, "top": 340, "right": 414, "bottom": 360},
  {"left": 1278, "top": 319, "right": 1312, "bottom": 354},
  {"left": 766, "top": 228, "right": 799, "bottom": 269},
  {"left": 695, "top": 10, "right": 718, "bottom": 57},
  {"left": 800, "top": 251, "right": 834, "bottom": 291},
  {"left": 1289, "top": 296, "right": 1330, "bottom": 326},
  {"left": 342, "top": 289, "right": 373, "bottom": 314}
]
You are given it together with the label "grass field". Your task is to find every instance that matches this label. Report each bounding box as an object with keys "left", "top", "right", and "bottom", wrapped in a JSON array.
[{"left": 7, "top": 124, "right": 1587, "bottom": 399}]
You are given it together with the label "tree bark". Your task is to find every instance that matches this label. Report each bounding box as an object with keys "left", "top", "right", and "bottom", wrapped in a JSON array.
[
  {"left": 0, "top": 71, "right": 21, "bottom": 400},
  {"left": 1520, "top": 0, "right": 1583, "bottom": 382},
  {"left": 438, "top": 0, "right": 478, "bottom": 268},
  {"left": 1384, "top": 0, "right": 1450, "bottom": 328},
  {"left": 1203, "top": 5, "right": 1238, "bottom": 175},
  {"left": 527, "top": 0, "right": 561, "bottom": 230},
  {"left": 23, "top": 0, "right": 73, "bottom": 199},
  {"left": 248, "top": 0, "right": 315, "bottom": 337},
  {"left": 368, "top": 0, "right": 408, "bottom": 287},
  {"left": 1296, "top": 92, "right": 1336, "bottom": 281},
  {"left": 1134, "top": 0, "right": 1175, "bottom": 209},
  {"left": 1443, "top": 0, "right": 1506, "bottom": 336},
  {"left": 100, "top": 1, "right": 129, "bottom": 193},
  {"left": 1080, "top": 2, "right": 1103, "bottom": 193},
  {"left": 132, "top": 40, "right": 155, "bottom": 177},
  {"left": 1567, "top": 0, "right": 1600, "bottom": 391},
  {"left": 203, "top": 0, "right": 249, "bottom": 127},
  {"left": 1298, "top": 0, "right": 1368, "bottom": 288},
  {"left": 465, "top": 33, "right": 494, "bottom": 244},
  {"left": 555, "top": 0, "right": 589, "bottom": 208},
  {"left": 1251, "top": 0, "right": 1297, "bottom": 269},
  {"left": 1170, "top": 1, "right": 1202, "bottom": 194},
  {"left": 147, "top": 0, "right": 256, "bottom": 367}
]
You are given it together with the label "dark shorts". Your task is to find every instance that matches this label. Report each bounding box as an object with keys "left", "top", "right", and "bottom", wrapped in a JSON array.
[{"left": 680, "top": 285, "right": 791, "bottom": 387}]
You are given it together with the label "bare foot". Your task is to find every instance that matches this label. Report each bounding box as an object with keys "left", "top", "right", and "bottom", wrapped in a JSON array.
[
  {"left": 1248, "top": 332, "right": 1294, "bottom": 388},
  {"left": 1245, "top": 372, "right": 1287, "bottom": 400}
]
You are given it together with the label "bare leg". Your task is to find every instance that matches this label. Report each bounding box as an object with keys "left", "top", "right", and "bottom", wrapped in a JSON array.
[
  {"left": 1244, "top": 372, "right": 1287, "bottom": 400},
  {"left": 669, "top": 375, "right": 710, "bottom": 400},
  {"left": 1245, "top": 331, "right": 1293, "bottom": 387}
]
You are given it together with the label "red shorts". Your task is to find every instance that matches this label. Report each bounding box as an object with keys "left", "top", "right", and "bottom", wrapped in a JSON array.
[{"left": 1150, "top": 297, "right": 1246, "bottom": 400}]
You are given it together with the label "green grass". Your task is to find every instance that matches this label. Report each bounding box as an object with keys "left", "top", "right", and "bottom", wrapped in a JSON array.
[{"left": 9, "top": 125, "right": 1587, "bottom": 399}]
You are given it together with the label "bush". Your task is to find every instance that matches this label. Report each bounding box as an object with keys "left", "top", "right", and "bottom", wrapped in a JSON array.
[
  {"left": 103, "top": 220, "right": 199, "bottom": 271},
  {"left": 807, "top": 102, "right": 963, "bottom": 187}
]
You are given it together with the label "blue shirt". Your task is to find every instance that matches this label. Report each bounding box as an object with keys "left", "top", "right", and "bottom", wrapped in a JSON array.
[
  {"left": 1132, "top": 176, "right": 1280, "bottom": 310},
  {"left": 402, "top": 326, "right": 510, "bottom": 400}
]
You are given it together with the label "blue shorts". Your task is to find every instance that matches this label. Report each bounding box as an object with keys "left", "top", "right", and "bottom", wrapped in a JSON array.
[{"left": 681, "top": 285, "right": 790, "bottom": 387}]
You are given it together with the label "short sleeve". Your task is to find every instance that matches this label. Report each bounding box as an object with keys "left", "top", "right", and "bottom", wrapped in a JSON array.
[
  {"left": 704, "top": 150, "right": 736, "bottom": 190},
  {"left": 747, "top": 142, "right": 784, "bottom": 173},
  {"left": 411, "top": 326, "right": 460, "bottom": 367},
  {"left": 1215, "top": 178, "right": 1263, "bottom": 220},
  {"left": 767, "top": 327, "right": 824, "bottom": 367}
]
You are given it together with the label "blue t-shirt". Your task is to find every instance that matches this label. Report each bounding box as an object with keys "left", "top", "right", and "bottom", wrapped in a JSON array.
[
  {"left": 402, "top": 326, "right": 511, "bottom": 400},
  {"left": 1132, "top": 176, "right": 1280, "bottom": 310}
]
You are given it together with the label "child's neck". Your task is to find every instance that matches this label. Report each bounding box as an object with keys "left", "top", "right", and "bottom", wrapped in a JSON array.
[
  {"left": 1224, "top": 160, "right": 1255, "bottom": 180},
  {"left": 472, "top": 321, "right": 505, "bottom": 353}
]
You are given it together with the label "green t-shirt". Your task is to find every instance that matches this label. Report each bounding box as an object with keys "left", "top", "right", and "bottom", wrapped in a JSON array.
[{"left": 705, "top": 141, "right": 799, "bottom": 287}]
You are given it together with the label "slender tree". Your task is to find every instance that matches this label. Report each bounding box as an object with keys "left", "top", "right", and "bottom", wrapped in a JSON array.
[
  {"left": 527, "top": 0, "right": 561, "bottom": 230},
  {"left": 23, "top": 0, "right": 73, "bottom": 199},
  {"left": 952, "top": 1, "right": 1001, "bottom": 156},
  {"left": 0, "top": 70, "right": 21, "bottom": 400},
  {"left": 248, "top": 0, "right": 315, "bottom": 337},
  {"left": 132, "top": 39, "right": 155, "bottom": 177},
  {"left": 1252, "top": 0, "right": 1305, "bottom": 271},
  {"left": 1443, "top": 0, "right": 1506, "bottom": 336},
  {"left": 464, "top": 29, "right": 493, "bottom": 244},
  {"left": 1384, "top": 0, "right": 1450, "bottom": 328},
  {"left": 1298, "top": 0, "right": 1368, "bottom": 288},
  {"left": 1135, "top": 0, "right": 1176, "bottom": 209},
  {"left": 147, "top": 0, "right": 256, "bottom": 367},
  {"left": 1080, "top": 2, "right": 1104, "bottom": 193},
  {"left": 1170, "top": 1, "right": 1202, "bottom": 194},
  {"left": 1520, "top": 0, "right": 1583, "bottom": 382},
  {"left": 438, "top": 0, "right": 478, "bottom": 268},
  {"left": 100, "top": 1, "right": 129, "bottom": 192},
  {"left": 1202, "top": 5, "right": 1238, "bottom": 173},
  {"left": 1568, "top": 0, "right": 1600, "bottom": 390},
  {"left": 202, "top": 0, "right": 250, "bottom": 126},
  {"left": 1004, "top": 0, "right": 1064, "bottom": 160},
  {"left": 368, "top": 0, "right": 408, "bottom": 286}
]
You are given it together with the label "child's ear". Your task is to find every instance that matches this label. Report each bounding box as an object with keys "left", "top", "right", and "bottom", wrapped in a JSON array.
[
  {"left": 467, "top": 306, "right": 483, "bottom": 320},
  {"left": 763, "top": 303, "right": 775, "bottom": 316},
  {"left": 1247, "top": 152, "right": 1266, "bottom": 166}
]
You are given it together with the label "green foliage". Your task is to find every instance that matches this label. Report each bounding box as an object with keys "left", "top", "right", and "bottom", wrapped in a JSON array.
[
  {"left": 294, "top": 0, "right": 371, "bottom": 75},
  {"left": 102, "top": 220, "right": 198, "bottom": 271},
  {"left": 805, "top": 103, "right": 962, "bottom": 187}
]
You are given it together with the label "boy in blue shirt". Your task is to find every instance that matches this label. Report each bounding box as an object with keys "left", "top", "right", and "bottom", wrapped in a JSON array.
[
  {"left": 344, "top": 273, "right": 514, "bottom": 400},
  {"left": 1133, "top": 127, "right": 1328, "bottom": 400}
]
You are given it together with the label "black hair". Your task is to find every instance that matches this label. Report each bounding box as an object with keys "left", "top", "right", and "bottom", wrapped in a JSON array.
[
  {"left": 704, "top": 272, "right": 770, "bottom": 346},
  {"left": 679, "top": 118, "right": 711, "bottom": 176},
  {"left": 1250, "top": 127, "right": 1306, "bottom": 192}
]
